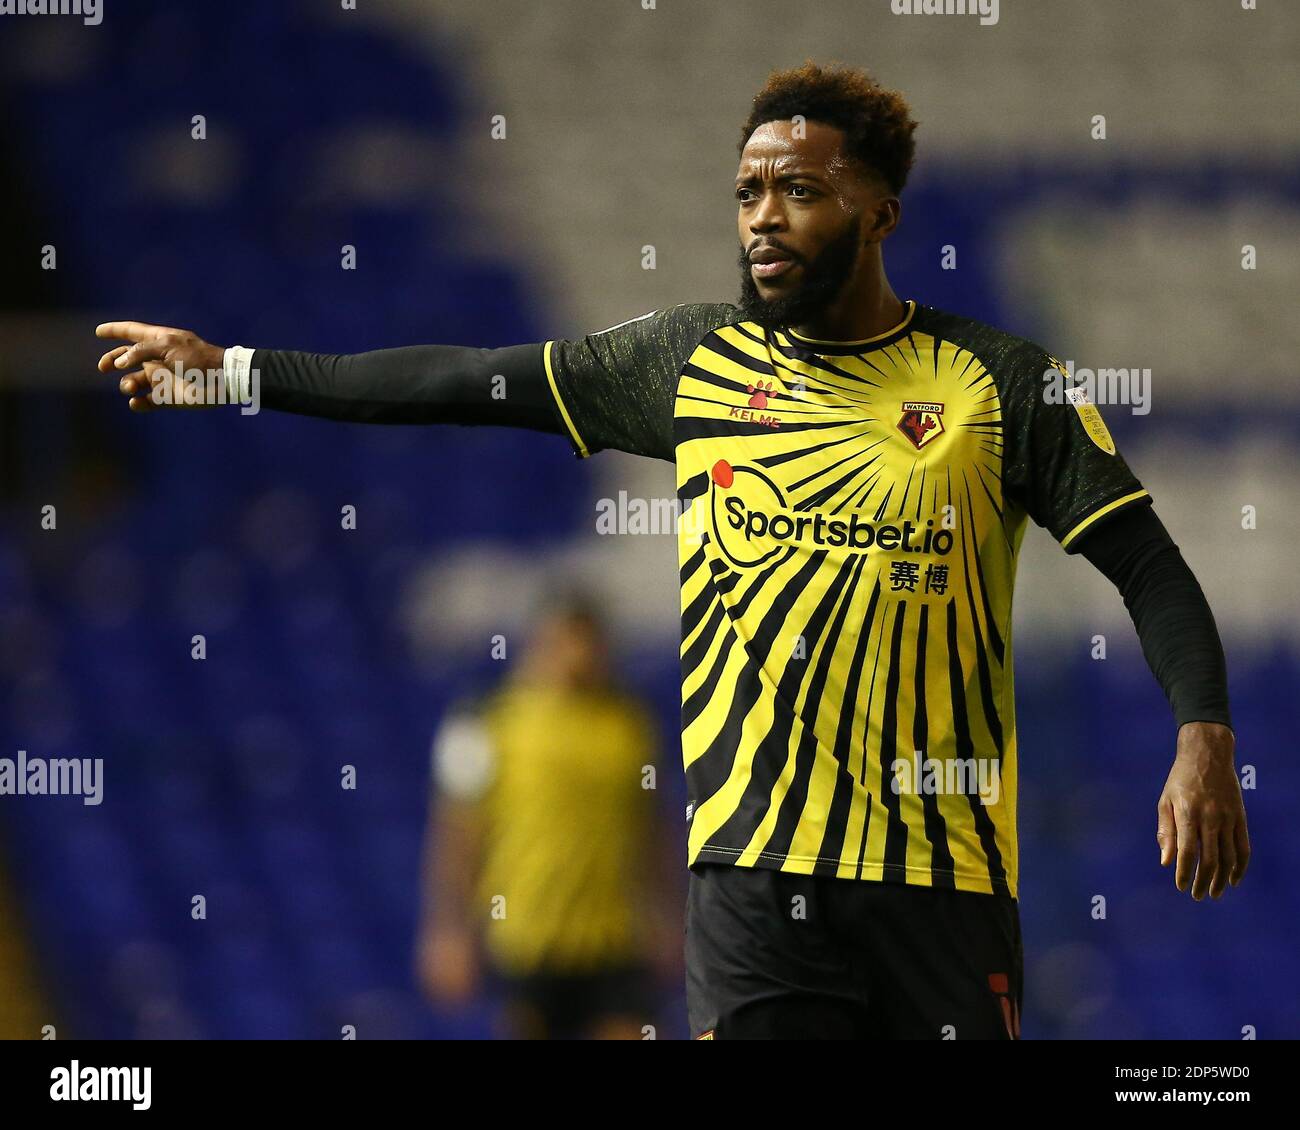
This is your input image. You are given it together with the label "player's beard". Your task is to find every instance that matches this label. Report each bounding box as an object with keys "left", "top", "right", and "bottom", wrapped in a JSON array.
[{"left": 736, "top": 216, "right": 863, "bottom": 331}]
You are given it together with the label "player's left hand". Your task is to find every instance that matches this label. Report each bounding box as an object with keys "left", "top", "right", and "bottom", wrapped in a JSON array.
[{"left": 1156, "top": 722, "right": 1249, "bottom": 900}]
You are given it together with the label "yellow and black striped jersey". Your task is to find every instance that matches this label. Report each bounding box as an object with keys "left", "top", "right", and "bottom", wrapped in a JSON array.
[{"left": 543, "top": 300, "right": 1150, "bottom": 898}]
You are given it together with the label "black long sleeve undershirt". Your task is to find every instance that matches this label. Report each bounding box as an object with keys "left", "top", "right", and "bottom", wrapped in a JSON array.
[
  {"left": 1074, "top": 505, "right": 1232, "bottom": 730},
  {"left": 253, "top": 342, "right": 1232, "bottom": 731},
  {"left": 252, "top": 342, "right": 562, "bottom": 430}
]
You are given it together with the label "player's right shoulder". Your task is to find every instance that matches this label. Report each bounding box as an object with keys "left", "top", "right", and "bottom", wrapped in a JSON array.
[
  {"left": 584, "top": 301, "right": 739, "bottom": 349},
  {"left": 665, "top": 301, "right": 744, "bottom": 341},
  {"left": 543, "top": 302, "right": 741, "bottom": 461}
]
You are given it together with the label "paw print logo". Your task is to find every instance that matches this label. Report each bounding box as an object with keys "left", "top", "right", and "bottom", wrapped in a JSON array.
[{"left": 746, "top": 380, "right": 777, "bottom": 409}]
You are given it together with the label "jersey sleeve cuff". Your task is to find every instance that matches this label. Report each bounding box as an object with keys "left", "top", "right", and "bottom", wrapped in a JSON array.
[
  {"left": 1059, "top": 488, "right": 1152, "bottom": 551},
  {"left": 542, "top": 340, "right": 591, "bottom": 459}
]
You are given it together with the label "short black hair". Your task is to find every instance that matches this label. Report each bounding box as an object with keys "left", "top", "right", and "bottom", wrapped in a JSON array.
[
  {"left": 739, "top": 61, "right": 919, "bottom": 196},
  {"left": 531, "top": 585, "right": 607, "bottom": 636}
]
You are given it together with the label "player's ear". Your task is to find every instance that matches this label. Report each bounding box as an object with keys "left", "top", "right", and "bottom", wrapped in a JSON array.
[{"left": 865, "top": 195, "right": 901, "bottom": 243}]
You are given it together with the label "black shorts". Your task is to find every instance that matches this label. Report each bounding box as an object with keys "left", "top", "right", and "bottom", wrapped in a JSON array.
[
  {"left": 494, "top": 963, "right": 653, "bottom": 1040},
  {"left": 685, "top": 863, "right": 1022, "bottom": 1040}
]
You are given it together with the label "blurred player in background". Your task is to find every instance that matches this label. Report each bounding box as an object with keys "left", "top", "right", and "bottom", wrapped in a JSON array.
[{"left": 415, "top": 595, "right": 680, "bottom": 1040}]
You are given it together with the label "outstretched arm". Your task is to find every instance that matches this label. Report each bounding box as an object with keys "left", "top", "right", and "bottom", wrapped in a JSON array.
[
  {"left": 95, "top": 302, "right": 738, "bottom": 460},
  {"left": 1075, "top": 505, "right": 1249, "bottom": 902},
  {"left": 95, "top": 321, "right": 563, "bottom": 432}
]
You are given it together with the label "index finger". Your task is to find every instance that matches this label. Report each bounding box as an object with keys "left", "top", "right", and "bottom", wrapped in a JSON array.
[
  {"left": 1156, "top": 796, "right": 1176, "bottom": 867},
  {"left": 95, "top": 321, "right": 182, "bottom": 343}
]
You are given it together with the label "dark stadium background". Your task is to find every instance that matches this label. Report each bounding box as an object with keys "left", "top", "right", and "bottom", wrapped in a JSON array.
[{"left": 1, "top": 0, "right": 1296, "bottom": 1039}]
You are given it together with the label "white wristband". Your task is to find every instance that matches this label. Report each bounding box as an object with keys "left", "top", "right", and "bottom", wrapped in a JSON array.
[{"left": 222, "top": 345, "right": 255, "bottom": 406}]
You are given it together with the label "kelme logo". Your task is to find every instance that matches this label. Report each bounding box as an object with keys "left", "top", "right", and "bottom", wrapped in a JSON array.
[
  {"left": 727, "top": 383, "right": 781, "bottom": 428},
  {"left": 747, "top": 381, "right": 776, "bottom": 409}
]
